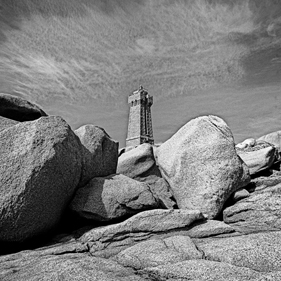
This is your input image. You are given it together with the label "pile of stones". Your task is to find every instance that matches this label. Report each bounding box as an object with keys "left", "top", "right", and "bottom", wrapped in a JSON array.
[{"left": 1, "top": 93, "right": 281, "bottom": 280}]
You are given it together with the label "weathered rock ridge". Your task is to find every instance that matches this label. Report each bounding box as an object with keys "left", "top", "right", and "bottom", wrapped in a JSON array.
[{"left": 1, "top": 97, "right": 281, "bottom": 281}]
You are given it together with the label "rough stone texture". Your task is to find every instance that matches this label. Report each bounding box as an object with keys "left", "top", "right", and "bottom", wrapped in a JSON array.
[
  {"left": 117, "top": 143, "right": 155, "bottom": 178},
  {"left": 196, "top": 231, "right": 281, "bottom": 272},
  {"left": 0, "top": 116, "right": 18, "bottom": 132},
  {"left": 148, "top": 177, "right": 176, "bottom": 209},
  {"left": 0, "top": 239, "right": 88, "bottom": 260},
  {"left": 0, "top": 93, "right": 47, "bottom": 121},
  {"left": 185, "top": 220, "right": 236, "bottom": 238},
  {"left": 258, "top": 130, "right": 281, "bottom": 157},
  {"left": 257, "top": 272, "right": 281, "bottom": 280},
  {"left": 115, "top": 235, "right": 203, "bottom": 270},
  {"left": 80, "top": 209, "right": 204, "bottom": 256},
  {"left": 237, "top": 146, "right": 276, "bottom": 175},
  {"left": 250, "top": 163, "right": 281, "bottom": 190},
  {"left": 0, "top": 116, "right": 83, "bottom": 242},
  {"left": 75, "top": 125, "right": 118, "bottom": 186},
  {"left": 140, "top": 259, "right": 260, "bottom": 281},
  {"left": 230, "top": 188, "right": 250, "bottom": 203},
  {"left": 117, "top": 143, "right": 176, "bottom": 209},
  {"left": 236, "top": 140, "right": 273, "bottom": 153},
  {"left": 0, "top": 252, "right": 144, "bottom": 281},
  {"left": 157, "top": 115, "right": 250, "bottom": 219},
  {"left": 223, "top": 183, "right": 281, "bottom": 234},
  {"left": 70, "top": 174, "right": 158, "bottom": 221},
  {"left": 2, "top": 230, "right": 281, "bottom": 281},
  {"left": 235, "top": 138, "right": 256, "bottom": 149}
]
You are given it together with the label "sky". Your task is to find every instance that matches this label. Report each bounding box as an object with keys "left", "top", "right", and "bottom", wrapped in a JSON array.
[{"left": 1, "top": 0, "right": 281, "bottom": 147}]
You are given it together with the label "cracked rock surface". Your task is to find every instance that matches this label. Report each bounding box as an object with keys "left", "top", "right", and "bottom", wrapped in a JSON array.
[
  {"left": 70, "top": 174, "right": 159, "bottom": 221},
  {"left": 140, "top": 259, "right": 261, "bottom": 281},
  {"left": 2, "top": 210, "right": 281, "bottom": 280},
  {"left": 224, "top": 169, "right": 281, "bottom": 234},
  {"left": 3, "top": 111, "right": 281, "bottom": 280},
  {"left": 114, "top": 235, "right": 203, "bottom": 270},
  {"left": 195, "top": 231, "right": 281, "bottom": 272},
  {"left": 0, "top": 251, "right": 145, "bottom": 281},
  {"left": 79, "top": 209, "right": 204, "bottom": 257}
]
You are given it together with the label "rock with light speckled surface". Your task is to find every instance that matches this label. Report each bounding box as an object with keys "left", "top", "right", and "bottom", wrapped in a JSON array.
[
  {"left": 79, "top": 209, "right": 204, "bottom": 256},
  {"left": 0, "top": 116, "right": 18, "bottom": 132},
  {"left": 115, "top": 235, "right": 203, "bottom": 270},
  {"left": 224, "top": 183, "right": 281, "bottom": 234},
  {"left": 140, "top": 259, "right": 260, "bottom": 281},
  {"left": 0, "top": 116, "right": 83, "bottom": 242},
  {"left": 196, "top": 230, "right": 281, "bottom": 272},
  {"left": 75, "top": 125, "right": 118, "bottom": 186},
  {"left": 70, "top": 174, "right": 158, "bottom": 221},
  {"left": 157, "top": 115, "right": 250, "bottom": 219}
]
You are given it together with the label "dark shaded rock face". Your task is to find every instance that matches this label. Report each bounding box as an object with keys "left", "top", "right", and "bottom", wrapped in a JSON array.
[
  {"left": 70, "top": 174, "right": 158, "bottom": 221},
  {"left": 0, "top": 116, "right": 83, "bottom": 242},
  {"left": 0, "top": 93, "right": 47, "bottom": 121},
  {"left": 157, "top": 115, "right": 250, "bottom": 219},
  {"left": 75, "top": 125, "right": 119, "bottom": 186}
]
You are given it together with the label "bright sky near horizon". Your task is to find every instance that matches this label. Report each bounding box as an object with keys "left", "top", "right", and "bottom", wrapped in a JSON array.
[{"left": 1, "top": 0, "right": 281, "bottom": 146}]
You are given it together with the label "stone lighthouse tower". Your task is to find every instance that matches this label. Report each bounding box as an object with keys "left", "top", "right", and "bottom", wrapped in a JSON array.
[{"left": 126, "top": 86, "right": 154, "bottom": 147}]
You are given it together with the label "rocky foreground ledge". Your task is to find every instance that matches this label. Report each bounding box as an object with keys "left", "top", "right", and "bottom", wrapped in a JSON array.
[{"left": 1, "top": 93, "right": 281, "bottom": 280}]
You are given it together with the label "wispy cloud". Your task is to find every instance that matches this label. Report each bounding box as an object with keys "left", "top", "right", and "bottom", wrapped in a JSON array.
[{"left": 0, "top": 0, "right": 280, "bottom": 105}]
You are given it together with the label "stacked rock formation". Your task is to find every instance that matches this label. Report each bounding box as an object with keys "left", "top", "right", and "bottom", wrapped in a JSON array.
[{"left": 1, "top": 94, "right": 281, "bottom": 280}]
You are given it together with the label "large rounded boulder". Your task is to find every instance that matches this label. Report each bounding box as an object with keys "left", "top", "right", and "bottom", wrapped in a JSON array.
[
  {"left": 0, "top": 93, "right": 47, "bottom": 121},
  {"left": 75, "top": 125, "right": 118, "bottom": 186},
  {"left": 70, "top": 174, "right": 158, "bottom": 222},
  {"left": 0, "top": 116, "right": 83, "bottom": 242},
  {"left": 156, "top": 115, "right": 250, "bottom": 219}
]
